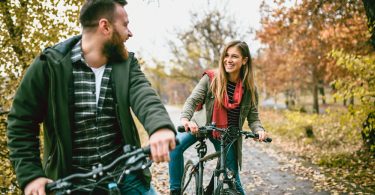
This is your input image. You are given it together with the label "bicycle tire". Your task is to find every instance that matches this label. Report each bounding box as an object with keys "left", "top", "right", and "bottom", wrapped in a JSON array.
[
  {"left": 181, "top": 160, "right": 198, "bottom": 195},
  {"left": 214, "top": 182, "right": 238, "bottom": 195},
  {"left": 219, "top": 188, "right": 239, "bottom": 195}
]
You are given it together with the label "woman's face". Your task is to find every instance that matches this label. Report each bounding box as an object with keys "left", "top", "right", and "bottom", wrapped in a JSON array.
[{"left": 223, "top": 46, "right": 248, "bottom": 78}]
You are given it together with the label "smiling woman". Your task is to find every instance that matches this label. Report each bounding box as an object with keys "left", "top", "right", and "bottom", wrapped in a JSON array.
[{"left": 169, "top": 40, "right": 266, "bottom": 195}]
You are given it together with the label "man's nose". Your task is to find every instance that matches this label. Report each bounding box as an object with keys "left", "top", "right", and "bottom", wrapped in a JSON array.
[{"left": 128, "top": 29, "right": 133, "bottom": 37}]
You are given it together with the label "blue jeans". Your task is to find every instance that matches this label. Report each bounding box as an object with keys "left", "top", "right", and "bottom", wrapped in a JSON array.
[
  {"left": 119, "top": 173, "right": 157, "bottom": 195},
  {"left": 169, "top": 132, "right": 245, "bottom": 195},
  {"left": 72, "top": 173, "right": 157, "bottom": 195}
]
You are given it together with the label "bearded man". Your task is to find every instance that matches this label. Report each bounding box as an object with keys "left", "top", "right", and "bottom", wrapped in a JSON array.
[{"left": 7, "top": 0, "right": 176, "bottom": 194}]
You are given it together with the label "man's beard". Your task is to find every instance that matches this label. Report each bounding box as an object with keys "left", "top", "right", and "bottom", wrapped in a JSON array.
[{"left": 103, "top": 29, "right": 129, "bottom": 63}]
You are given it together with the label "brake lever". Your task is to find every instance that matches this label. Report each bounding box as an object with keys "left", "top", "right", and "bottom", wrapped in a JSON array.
[{"left": 124, "top": 159, "right": 152, "bottom": 175}]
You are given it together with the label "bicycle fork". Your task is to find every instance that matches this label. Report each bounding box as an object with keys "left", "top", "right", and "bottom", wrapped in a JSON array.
[
  {"left": 213, "top": 135, "right": 236, "bottom": 194},
  {"left": 196, "top": 140, "right": 207, "bottom": 195},
  {"left": 213, "top": 137, "right": 226, "bottom": 194}
]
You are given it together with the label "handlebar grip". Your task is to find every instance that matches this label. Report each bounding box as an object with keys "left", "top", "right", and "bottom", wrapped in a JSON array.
[
  {"left": 249, "top": 132, "right": 272, "bottom": 143},
  {"left": 45, "top": 182, "right": 55, "bottom": 192},
  {"left": 177, "top": 125, "right": 187, "bottom": 132},
  {"left": 143, "top": 145, "right": 151, "bottom": 154},
  {"left": 265, "top": 137, "right": 272, "bottom": 143}
]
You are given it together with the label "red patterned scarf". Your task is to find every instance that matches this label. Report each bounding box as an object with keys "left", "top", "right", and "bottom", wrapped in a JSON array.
[
  {"left": 200, "top": 70, "right": 243, "bottom": 138},
  {"left": 211, "top": 77, "right": 243, "bottom": 138}
]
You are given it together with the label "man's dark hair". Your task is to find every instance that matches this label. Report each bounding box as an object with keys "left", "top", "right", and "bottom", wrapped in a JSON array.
[{"left": 79, "top": 0, "right": 128, "bottom": 29}]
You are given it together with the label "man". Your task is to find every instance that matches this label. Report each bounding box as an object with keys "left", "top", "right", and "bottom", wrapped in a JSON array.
[{"left": 7, "top": 0, "right": 176, "bottom": 194}]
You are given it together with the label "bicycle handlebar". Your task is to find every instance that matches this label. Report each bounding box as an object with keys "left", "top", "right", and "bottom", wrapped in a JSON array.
[
  {"left": 177, "top": 125, "right": 272, "bottom": 143},
  {"left": 45, "top": 145, "right": 151, "bottom": 193}
]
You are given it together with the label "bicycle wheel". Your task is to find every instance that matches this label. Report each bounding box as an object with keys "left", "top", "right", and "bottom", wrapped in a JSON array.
[
  {"left": 214, "top": 182, "right": 238, "bottom": 195},
  {"left": 219, "top": 188, "right": 238, "bottom": 195},
  {"left": 181, "top": 160, "right": 198, "bottom": 195}
]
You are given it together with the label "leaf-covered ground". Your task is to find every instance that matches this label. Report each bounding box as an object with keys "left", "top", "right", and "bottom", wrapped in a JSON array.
[
  {"left": 149, "top": 136, "right": 331, "bottom": 194},
  {"left": 146, "top": 106, "right": 374, "bottom": 194},
  {"left": 260, "top": 109, "right": 375, "bottom": 194}
]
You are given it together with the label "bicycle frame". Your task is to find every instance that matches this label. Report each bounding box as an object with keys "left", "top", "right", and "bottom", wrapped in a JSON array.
[
  {"left": 196, "top": 136, "right": 208, "bottom": 195},
  {"left": 180, "top": 126, "right": 237, "bottom": 195},
  {"left": 213, "top": 133, "right": 237, "bottom": 194}
]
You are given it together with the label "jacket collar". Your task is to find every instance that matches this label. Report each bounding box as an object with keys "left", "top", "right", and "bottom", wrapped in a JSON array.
[{"left": 40, "top": 35, "right": 82, "bottom": 63}]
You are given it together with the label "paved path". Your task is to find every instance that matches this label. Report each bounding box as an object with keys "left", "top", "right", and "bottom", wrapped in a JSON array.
[{"left": 151, "top": 105, "right": 329, "bottom": 195}]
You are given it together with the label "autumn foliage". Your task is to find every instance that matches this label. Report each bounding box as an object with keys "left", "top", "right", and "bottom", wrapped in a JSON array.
[
  {"left": 0, "top": 0, "right": 81, "bottom": 193},
  {"left": 255, "top": 0, "right": 374, "bottom": 193},
  {"left": 0, "top": 0, "right": 374, "bottom": 194},
  {"left": 256, "top": 0, "right": 371, "bottom": 113}
]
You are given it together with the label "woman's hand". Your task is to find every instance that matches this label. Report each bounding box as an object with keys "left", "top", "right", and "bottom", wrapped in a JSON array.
[
  {"left": 256, "top": 130, "right": 266, "bottom": 142},
  {"left": 181, "top": 118, "right": 199, "bottom": 134}
]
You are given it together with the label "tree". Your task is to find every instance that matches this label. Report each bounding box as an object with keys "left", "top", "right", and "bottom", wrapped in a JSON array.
[
  {"left": 256, "top": 0, "right": 369, "bottom": 113},
  {"left": 0, "top": 0, "right": 82, "bottom": 192},
  {"left": 142, "top": 59, "right": 193, "bottom": 105},
  {"left": 167, "top": 7, "right": 249, "bottom": 86},
  {"left": 0, "top": 0, "right": 82, "bottom": 111}
]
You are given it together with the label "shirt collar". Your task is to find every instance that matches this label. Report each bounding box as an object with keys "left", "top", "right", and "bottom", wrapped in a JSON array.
[{"left": 70, "top": 39, "right": 86, "bottom": 65}]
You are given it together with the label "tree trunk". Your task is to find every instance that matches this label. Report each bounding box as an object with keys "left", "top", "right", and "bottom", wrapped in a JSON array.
[
  {"left": 331, "top": 83, "right": 337, "bottom": 103},
  {"left": 362, "top": 0, "right": 375, "bottom": 49},
  {"left": 312, "top": 66, "right": 320, "bottom": 114},
  {"left": 319, "top": 80, "right": 326, "bottom": 105},
  {"left": 350, "top": 95, "right": 354, "bottom": 105}
]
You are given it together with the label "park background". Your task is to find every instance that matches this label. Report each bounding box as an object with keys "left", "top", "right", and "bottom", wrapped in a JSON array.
[{"left": 0, "top": 0, "right": 374, "bottom": 194}]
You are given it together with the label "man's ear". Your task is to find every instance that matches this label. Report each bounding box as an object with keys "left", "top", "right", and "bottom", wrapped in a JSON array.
[{"left": 98, "top": 18, "right": 112, "bottom": 36}]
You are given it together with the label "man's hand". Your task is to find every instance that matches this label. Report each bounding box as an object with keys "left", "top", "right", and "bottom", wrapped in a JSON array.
[
  {"left": 24, "top": 177, "right": 52, "bottom": 195},
  {"left": 149, "top": 128, "right": 176, "bottom": 163}
]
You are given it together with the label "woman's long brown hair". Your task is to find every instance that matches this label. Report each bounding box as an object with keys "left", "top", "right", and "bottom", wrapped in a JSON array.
[{"left": 211, "top": 41, "right": 256, "bottom": 107}]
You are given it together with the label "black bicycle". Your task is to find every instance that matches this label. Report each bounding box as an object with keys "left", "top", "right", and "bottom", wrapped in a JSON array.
[
  {"left": 45, "top": 144, "right": 153, "bottom": 194},
  {"left": 178, "top": 124, "right": 272, "bottom": 195}
]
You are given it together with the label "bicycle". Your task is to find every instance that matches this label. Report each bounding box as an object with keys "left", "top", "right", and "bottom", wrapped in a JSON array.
[
  {"left": 178, "top": 123, "right": 272, "bottom": 195},
  {"left": 45, "top": 144, "right": 153, "bottom": 194}
]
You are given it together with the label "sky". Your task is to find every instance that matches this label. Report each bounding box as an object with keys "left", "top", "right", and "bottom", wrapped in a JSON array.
[{"left": 125, "top": 0, "right": 265, "bottom": 64}]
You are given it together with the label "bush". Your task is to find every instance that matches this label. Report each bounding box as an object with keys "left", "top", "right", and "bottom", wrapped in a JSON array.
[
  {"left": 0, "top": 114, "right": 21, "bottom": 194},
  {"left": 330, "top": 51, "right": 375, "bottom": 153}
]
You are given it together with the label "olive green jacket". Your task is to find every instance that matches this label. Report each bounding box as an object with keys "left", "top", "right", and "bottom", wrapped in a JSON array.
[
  {"left": 180, "top": 74, "right": 264, "bottom": 168},
  {"left": 7, "top": 35, "right": 176, "bottom": 190}
]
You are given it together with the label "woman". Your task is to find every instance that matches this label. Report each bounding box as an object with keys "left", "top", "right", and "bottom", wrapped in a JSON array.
[{"left": 169, "top": 41, "right": 266, "bottom": 195}]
